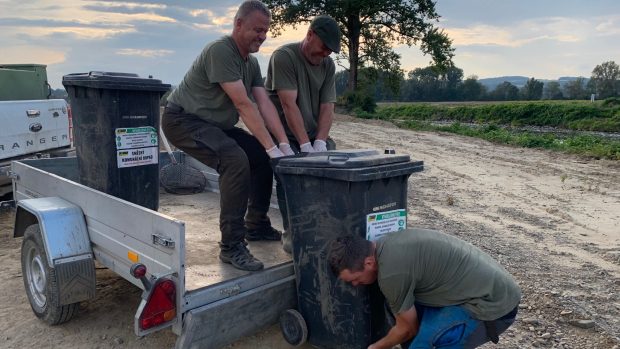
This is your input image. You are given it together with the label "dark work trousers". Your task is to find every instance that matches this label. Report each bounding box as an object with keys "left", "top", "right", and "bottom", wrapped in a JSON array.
[
  {"left": 274, "top": 137, "right": 336, "bottom": 232},
  {"left": 162, "top": 108, "right": 273, "bottom": 249}
]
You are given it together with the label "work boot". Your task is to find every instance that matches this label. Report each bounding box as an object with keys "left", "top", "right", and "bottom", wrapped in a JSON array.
[
  {"left": 281, "top": 230, "right": 292, "bottom": 254},
  {"left": 245, "top": 226, "right": 282, "bottom": 241},
  {"left": 219, "top": 241, "right": 264, "bottom": 271}
]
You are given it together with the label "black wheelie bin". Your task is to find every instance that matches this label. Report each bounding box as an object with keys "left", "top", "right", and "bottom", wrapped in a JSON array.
[
  {"left": 63, "top": 72, "right": 170, "bottom": 210},
  {"left": 275, "top": 149, "right": 424, "bottom": 349}
]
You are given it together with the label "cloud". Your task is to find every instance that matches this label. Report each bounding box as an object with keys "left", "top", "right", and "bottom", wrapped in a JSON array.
[
  {"left": 116, "top": 48, "right": 174, "bottom": 57},
  {"left": 0, "top": 45, "right": 66, "bottom": 65}
]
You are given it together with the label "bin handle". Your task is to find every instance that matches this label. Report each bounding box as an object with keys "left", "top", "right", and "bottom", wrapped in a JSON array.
[{"left": 327, "top": 154, "right": 349, "bottom": 164}]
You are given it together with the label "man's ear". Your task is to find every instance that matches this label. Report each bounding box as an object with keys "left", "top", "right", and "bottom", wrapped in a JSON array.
[{"left": 363, "top": 255, "right": 376, "bottom": 269}]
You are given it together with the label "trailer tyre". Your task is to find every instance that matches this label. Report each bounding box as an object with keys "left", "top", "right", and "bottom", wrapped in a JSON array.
[
  {"left": 280, "top": 309, "right": 307, "bottom": 346},
  {"left": 21, "top": 224, "right": 79, "bottom": 325}
]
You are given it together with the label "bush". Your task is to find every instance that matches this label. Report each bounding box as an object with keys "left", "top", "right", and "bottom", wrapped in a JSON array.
[{"left": 339, "top": 90, "right": 377, "bottom": 113}]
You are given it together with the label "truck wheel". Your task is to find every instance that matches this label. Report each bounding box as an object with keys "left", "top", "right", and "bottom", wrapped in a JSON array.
[
  {"left": 280, "top": 309, "right": 307, "bottom": 346},
  {"left": 21, "top": 224, "right": 79, "bottom": 325}
]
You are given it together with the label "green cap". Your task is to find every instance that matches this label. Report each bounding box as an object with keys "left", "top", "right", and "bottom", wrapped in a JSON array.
[{"left": 310, "top": 15, "right": 341, "bottom": 53}]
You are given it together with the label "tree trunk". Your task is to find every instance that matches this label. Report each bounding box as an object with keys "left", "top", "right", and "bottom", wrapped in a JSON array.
[{"left": 346, "top": 14, "right": 361, "bottom": 91}]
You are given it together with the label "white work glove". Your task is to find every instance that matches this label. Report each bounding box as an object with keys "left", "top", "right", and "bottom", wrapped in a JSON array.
[
  {"left": 299, "top": 142, "right": 315, "bottom": 153},
  {"left": 312, "top": 139, "right": 327, "bottom": 152},
  {"left": 279, "top": 143, "right": 295, "bottom": 156},
  {"left": 266, "top": 145, "right": 285, "bottom": 158}
]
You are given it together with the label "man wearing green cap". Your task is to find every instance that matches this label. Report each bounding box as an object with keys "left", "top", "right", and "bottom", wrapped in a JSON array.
[{"left": 265, "top": 15, "right": 341, "bottom": 253}]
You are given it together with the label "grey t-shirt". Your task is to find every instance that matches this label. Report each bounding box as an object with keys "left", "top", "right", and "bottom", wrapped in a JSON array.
[
  {"left": 265, "top": 42, "right": 336, "bottom": 139},
  {"left": 168, "top": 36, "right": 263, "bottom": 129},
  {"left": 376, "top": 228, "right": 521, "bottom": 321}
]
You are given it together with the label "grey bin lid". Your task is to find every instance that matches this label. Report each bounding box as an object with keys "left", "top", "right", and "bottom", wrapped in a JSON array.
[
  {"left": 62, "top": 71, "right": 171, "bottom": 92},
  {"left": 274, "top": 149, "right": 424, "bottom": 182}
]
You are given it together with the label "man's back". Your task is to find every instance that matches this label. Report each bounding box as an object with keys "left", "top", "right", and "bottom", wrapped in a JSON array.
[{"left": 376, "top": 228, "right": 521, "bottom": 321}]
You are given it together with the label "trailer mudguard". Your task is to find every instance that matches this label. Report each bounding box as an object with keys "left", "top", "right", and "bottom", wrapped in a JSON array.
[{"left": 14, "top": 196, "right": 96, "bottom": 305}]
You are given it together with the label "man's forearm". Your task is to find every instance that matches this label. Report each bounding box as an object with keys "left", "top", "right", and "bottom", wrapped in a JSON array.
[
  {"left": 257, "top": 98, "right": 289, "bottom": 144},
  {"left": 369, "top": 324, "right": 413, "bottom": 349},
  {"left": 281, "top": 102, "right": 310, "bottom": 145},
  {"left": 237, "top": 101, "right": 277, "bottom": 150},
  {"left": 315, "top": 103, "right": 334, "bottom": 141}
]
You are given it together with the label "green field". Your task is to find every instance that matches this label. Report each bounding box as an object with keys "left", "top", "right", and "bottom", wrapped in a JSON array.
[{"left": 357, "top": 100, "right": 620, "bottom": 160}]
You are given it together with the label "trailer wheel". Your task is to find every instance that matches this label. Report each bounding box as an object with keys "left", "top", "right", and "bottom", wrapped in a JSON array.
[
  {"left": 21, "top": 224, "right": 79, "bottom": 325},
  {"left": 280, "top": 309, "right": 307, "bottom": 346}
]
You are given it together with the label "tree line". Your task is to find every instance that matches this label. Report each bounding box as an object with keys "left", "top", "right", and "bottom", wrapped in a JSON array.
[{"left": 335, "top": 60, "right": 620, "bottom": 104}]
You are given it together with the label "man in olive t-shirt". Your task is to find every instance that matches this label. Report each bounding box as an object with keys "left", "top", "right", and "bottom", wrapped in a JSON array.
[
  {"left": 328, "top": 229, "right": 521, "bottom": 349},
  {"left": 265, "top": 15, "right": 341, "bottom": 253},
  {"left": 162, "top": 1, "right": 294, "bottom": 271}
]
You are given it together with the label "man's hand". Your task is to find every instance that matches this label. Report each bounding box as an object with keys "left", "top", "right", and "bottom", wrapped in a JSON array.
[
  {"left": 313, "top": 139, "right": 327, "bottom": 152},
  {"left": 300, "top": 142, "right": 315, "bottom": 153},
  {"left": 266, "top": 145, "right": 285, "bottom": 158},
  {"left": 279, "top": 143, "right": 295, "bottom": 156}
]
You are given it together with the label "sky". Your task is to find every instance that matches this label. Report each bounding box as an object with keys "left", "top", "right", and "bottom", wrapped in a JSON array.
[{"left": 1, "top": 0, "right": 619, "bottom": 89}]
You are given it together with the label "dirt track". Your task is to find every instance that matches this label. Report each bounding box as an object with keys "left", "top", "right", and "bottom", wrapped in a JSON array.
[{"left": 1, "top": 114, "right": 619, "bottom": 348}]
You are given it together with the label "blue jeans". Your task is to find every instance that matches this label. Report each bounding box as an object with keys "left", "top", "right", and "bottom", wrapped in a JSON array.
[{"left": 408, "top": 304, "right": 517, "bottom": 349}]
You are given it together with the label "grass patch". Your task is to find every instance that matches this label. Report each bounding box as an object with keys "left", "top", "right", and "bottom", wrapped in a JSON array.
[
  {"left": 400, "top": 121, "right": 620, "bottom": 160},
  {"left": 368, "top": 100, "right": 620, "bottom": 132},
  {"left": 354, "top": 101, "right": 620, "bottom": 160}
]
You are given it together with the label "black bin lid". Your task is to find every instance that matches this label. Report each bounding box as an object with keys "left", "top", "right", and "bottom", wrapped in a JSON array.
[
  {"left": 276, "top": 149, "right": 409, "bottom": 168},
  {"left": 275, "top": 149, "right": 424, "bottom": 181},
  {"left": 62, "top": 71, "right": 171, "bottom": 92}
]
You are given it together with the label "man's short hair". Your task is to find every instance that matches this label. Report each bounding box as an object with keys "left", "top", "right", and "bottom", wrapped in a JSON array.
[
  {"left": 327, "top": 235, "right": 373, "bottom": 275},
  {"left": 234, "top": 0, "right": 271, "bottom": 22}
]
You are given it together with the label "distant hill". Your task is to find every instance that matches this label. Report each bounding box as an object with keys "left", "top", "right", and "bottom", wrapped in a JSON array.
[{"left": 479, "top": 76, "right": 590, "bottom": 90}]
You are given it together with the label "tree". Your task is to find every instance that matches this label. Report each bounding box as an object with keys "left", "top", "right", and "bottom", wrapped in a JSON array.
[
  {"left": 490, "top": 82, "right": 519, "bottom": 101},
  {"left": 563, "top": 77, "right": 588, "bottom": 100},
  {"left": 263, "top": 0, "right": 454, "bottom": 91},
  {"left": 589, "top": 61, "right": 620, "bottom": 99},
  {"left": 520, "top": 77, "right": 543, "bottom": 100},
  {"left": 459, "top": 75, "right": 486, "bottom": 101},
  {"left": 542, "top": 81, "right": 563, "bottom": 100}
]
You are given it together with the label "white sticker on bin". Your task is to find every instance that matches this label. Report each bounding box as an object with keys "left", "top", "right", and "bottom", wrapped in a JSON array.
[
  {"left": 366, "top": 209, "right": 407, "bottom": 241},
  {"left": 117, "top": 147, "right": 158, "bottom": 168}
]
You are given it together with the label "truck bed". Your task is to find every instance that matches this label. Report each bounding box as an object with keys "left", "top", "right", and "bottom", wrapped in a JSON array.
[
  {"left": 13, "top": 153, "right": 291, "bottom": 291},
  {"left": 159, "top": 190, "right": 290, "bottom": 291}
]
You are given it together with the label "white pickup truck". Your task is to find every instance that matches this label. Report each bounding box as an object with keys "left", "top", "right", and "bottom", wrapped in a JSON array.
[{"left": 0, "top": 64, "right": 73, "bottom": 197}]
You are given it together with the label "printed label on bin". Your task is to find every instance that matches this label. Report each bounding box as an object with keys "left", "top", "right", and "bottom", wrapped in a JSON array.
[
  {"left": 115, "top": 127, "right": 158, "bottom": 150},
  {"left": 115, "top": 127, "right": 159, "bottom": 168},
  {"left": 117, "top": 147, "right": 158, "bottom": 168},
  {"left": 366, "top": 209, "right": 407, "bottom": 241}
]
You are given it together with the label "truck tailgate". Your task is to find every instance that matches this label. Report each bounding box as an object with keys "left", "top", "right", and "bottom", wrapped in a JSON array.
[{"left": 0, "top": 99, "right": 71, "bottom": 160}]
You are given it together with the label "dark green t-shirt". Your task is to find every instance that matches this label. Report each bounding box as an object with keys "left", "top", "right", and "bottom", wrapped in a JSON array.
[
  {"left": 168, "top": 36, "right": 263, "bottom": 129},
  {"left": 264, "top": 42, "right": 336, "bottom": 139},
  {"left": 376, "top": 228, "right": 521, "bottom": 321}
]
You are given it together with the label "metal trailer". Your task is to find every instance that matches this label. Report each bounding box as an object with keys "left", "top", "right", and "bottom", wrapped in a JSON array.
[{"left": 8, "top": 153, "right": 296, "bottom": 349}]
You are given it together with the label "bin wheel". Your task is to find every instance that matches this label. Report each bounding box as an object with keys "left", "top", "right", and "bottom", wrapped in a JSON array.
[
  {"left": 280, "top": 309, "right": 307, "bottom": 346},
  {"left": 21, "top": 224, "right": 79, "bottom": 325}
]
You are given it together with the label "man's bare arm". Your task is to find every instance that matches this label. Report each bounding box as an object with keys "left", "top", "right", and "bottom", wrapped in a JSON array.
[
  {"left": 276, "top": 89, "right": 311, "bottom": 145},
  {"left": 252, "top": 86, "right": 289, "bottom": 144},
  {"left": 220, "top": 80, "right": 276, "bottom": 150},
  {"left": 368, "top": 307, "right": 419, "bottom": 349},
  {"left": 315, "top": 102, "right": 334, "bottom": 141}
]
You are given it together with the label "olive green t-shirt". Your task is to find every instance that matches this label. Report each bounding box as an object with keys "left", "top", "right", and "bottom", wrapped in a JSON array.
[
  {"left": 168, "top": 36, "right": 263, "bottom": 129},
  {"left": 376, "top": 228, "right": 521, "bottom": 321},
  {"left": 264, "top": 42, "right": 336, "bottom": 139}
]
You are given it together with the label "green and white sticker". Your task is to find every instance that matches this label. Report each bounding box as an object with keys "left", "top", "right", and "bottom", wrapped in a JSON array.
[
  {"left": 115, "top": 127, "right": 158, "bottom": 150},
  {"left": 115, "top": 127, "right": 158, "bottom": 168},
  {"left": 366, "top": 209, "right": 407, "bottom": 241}
]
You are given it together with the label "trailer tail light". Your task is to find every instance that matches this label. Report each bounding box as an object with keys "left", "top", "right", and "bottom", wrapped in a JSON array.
[{"left": 139, "top": 279, "right": 176, "bottom": 330}]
